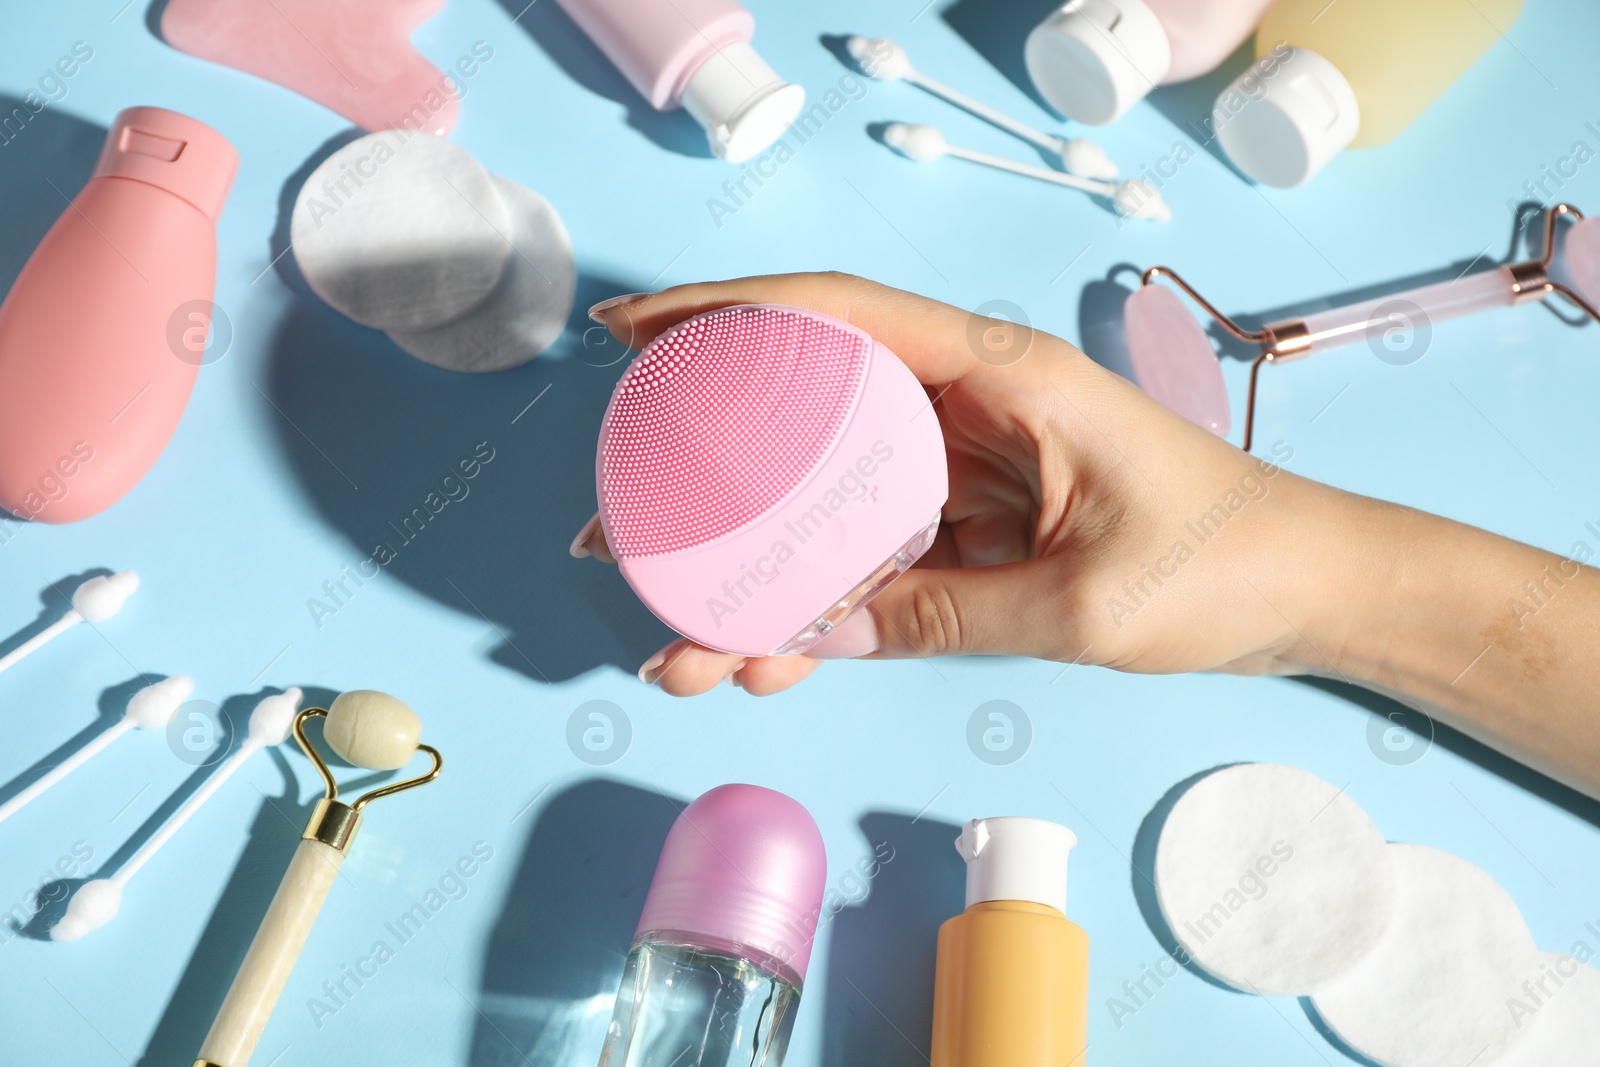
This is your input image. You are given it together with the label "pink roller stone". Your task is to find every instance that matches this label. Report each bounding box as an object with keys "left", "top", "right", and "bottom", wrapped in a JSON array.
[
  {"left": 1564, "top": 215, "right": 1600, "bottom": 310},
  {"left": 161, "top": 0, "right": 461, "bottom": 135},
  {"left": 636, "top": 784, "right": 828, "bottom": 979},
  {"left": 1124, "top": 283, "right": 1231, "bottom": 437}
]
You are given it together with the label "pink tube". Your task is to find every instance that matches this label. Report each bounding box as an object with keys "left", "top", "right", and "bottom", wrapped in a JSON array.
[
  {"left": 0, "top": 107, "right": 236, "bottom": 524},
  {"left": 554, "top": 0, "right": 804, "bottom": 162}
]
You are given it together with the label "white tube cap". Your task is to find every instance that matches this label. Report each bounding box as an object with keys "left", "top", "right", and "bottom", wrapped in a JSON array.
[
  {"left": 1214, "top": 46, "right": 1360, "bottom": 188},
  {"left": 1025, "top": 0, "right": 1172, "bottom": 125},
  {"left": 681, "top": 41, "right": 806, "bottom": 164},
  {"left": 955, "top": 816, "right": 1077, "bottom": 913}
]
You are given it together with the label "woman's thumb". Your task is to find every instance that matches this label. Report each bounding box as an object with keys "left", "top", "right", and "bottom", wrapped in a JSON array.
[{"left": 810, "top": 562, "right": 1057, "bottom": 661}]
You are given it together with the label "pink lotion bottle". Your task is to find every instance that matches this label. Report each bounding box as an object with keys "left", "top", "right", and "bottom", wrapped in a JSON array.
[
  {"left": 0, "top": 107, "right": 236, "bottom": 524},
  {"left": 1025, "top": 0, "right": 1279, "bottom": 124},
  {"left": 555, "top": 0, "right": 804, "bottom": 163}
]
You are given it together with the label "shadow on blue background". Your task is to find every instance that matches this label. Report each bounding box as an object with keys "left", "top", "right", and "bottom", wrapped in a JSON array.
[
  {"left": 941, "top": 0, "right": 1064, "bottom": 116},
  {"left": 468, "top": 777, "right": 681, "bottom": 1065},
  {"left": 0, "top": 97, "right": 104, "bottom": 307},
  {"left": 260, "top": 135, "right": 671, "bottom": 685},
  {"left": 490, "top": 0, "right": 710, "bottom": 159},
  {"left": 820, "top": 811, "right": 964, "bottom": 1067}
]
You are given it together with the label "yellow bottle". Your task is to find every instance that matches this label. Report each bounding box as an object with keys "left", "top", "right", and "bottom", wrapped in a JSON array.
[
  {"left": 1213, "top": 0, "right": 1526, "bottom": 186},
  {"left": 931, "top": 818, "right": 1089, "bottom": 1067}
]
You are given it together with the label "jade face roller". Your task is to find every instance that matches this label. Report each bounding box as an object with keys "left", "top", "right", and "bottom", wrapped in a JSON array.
[
  {"left": 1126, "top": 203, "right": 1600, "bottom": 448},
  {"left": 194, "top": 689, "right": 442, "bottom": 1067}
]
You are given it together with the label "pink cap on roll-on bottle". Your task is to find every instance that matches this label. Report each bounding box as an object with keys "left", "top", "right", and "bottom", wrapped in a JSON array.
[
  {"left": 91, "top": 106, "right": 238, "bottom": 224},
  {"left": 636, "top": 784, "right": 828, "bottom": 981}
]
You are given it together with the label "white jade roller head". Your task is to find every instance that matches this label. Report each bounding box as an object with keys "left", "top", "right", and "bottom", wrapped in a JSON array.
[{"left": 322, "top": 689, "right": 425, "bottom": 771}]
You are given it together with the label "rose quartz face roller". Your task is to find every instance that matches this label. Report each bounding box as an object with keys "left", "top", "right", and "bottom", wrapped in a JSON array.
[
  {"left": 1126, "top": 203, "right": 1600, "bottom": 449},
  {"left": 194, "top": 690, "right": 442, "bottom": 1067}
]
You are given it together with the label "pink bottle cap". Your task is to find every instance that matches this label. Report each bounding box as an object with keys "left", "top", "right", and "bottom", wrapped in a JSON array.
[
  {"left": 636, "top": 784, "right": 828, "bottom": 982},
  {"left": 92, "top": 106, "right": 238, "bottom": 224}
]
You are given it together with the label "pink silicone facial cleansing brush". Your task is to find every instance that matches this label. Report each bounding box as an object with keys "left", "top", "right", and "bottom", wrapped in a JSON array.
[{"left": 597, "top": 304, "right": 949, "bottom": 657}]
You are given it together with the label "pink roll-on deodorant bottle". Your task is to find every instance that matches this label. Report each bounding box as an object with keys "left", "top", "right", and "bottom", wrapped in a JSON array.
[
  {"left": 598, "top": 784, "right": 826, "bottom": 1067},
  {"left": 596, "top": 304, "right": 949, "bottom": 658}
]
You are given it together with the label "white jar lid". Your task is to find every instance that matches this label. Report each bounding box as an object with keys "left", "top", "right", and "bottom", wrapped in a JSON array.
[
  {"left": 1024, "top": 0, "right": 1172, "bottom": 125},
  {"left": 1214, "top": 46, "right": 1361, "bottom": 188}
]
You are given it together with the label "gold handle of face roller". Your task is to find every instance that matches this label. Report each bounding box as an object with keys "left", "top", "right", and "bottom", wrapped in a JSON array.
[{"left": 193, "top": 692, "right": 442, "bottom": 1067}]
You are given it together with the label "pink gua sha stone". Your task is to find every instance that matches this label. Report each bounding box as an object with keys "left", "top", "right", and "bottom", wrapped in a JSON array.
[
  {"left": 1124, "top": 283, "right": 1231, "bottom": 437},
  {"left": 160, "top": 0, "right": 460, "bottom": 135}
]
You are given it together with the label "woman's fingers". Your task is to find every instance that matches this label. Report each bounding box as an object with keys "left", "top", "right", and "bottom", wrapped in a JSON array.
[
  {"left": 588, "top": 272, "right": 996, "bottom": 387},
  {"left": 635, "top": 638, "right": 823, "bottom": 697},
  {"left": 568, "top": 512, "right": 614, "bottom": 564}
]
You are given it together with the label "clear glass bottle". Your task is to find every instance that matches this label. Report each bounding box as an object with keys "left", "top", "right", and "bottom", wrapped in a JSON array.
[
  {"left": 599, "top": 934, "right": 801, "bottom": 1067},
  {"left": 596, "top": 785, "right": 825, "bottom": 1067}
]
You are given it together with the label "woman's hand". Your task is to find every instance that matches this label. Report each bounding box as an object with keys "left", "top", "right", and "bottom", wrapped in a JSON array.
[{"left": 573, "top": 271, "right": 1375, "bottom": 696}]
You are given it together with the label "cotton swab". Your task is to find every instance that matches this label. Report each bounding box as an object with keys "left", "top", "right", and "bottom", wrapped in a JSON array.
[
  {"left": 0, "top": 675, "right": 193, "bottom": 826},
  {"left": 52, "top": 687, "right": 302, "bottom": 942},
  {"left": 848, "top": 35, "right": 1119, "bottom": 181},
  {"left": 0, "top": 570, "right": 140, "bottom": 677},
  {"left": 884, "top": 122, "right": 1171, "bottom": 221}
]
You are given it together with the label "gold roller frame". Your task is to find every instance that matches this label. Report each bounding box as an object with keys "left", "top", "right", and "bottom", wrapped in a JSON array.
[{"left": 193, "top": 707, "right": 442, "bottom": 1067}]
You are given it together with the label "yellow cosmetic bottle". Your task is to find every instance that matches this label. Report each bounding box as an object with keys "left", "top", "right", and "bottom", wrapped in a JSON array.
[
  {"left": 931, "top": 817, "right": 1089, "bottom": 1067},
  {"left": 1214, "top": 0, "right": 1526, "bottom": 186}
]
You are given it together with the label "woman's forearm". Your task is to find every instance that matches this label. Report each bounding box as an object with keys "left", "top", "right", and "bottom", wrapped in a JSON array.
[{"left": 1308, "top": 494, "right": 1600, "bottom": 797}]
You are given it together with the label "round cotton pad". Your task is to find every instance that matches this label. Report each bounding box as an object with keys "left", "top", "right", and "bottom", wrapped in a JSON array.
[
  {"left": 291, "top": 131, "right": 510, "bottom": 331},
  {"left": 1499, "top": 950, "right": 1600, "bottom": 1067},
  {"left": 1154, "top": 763, "right": 1395, "bottom": 996},
  {"left": 386, "top": 176, "right": 575, "bottom": 373},
  {"left": 1312, "top": 844, "right": 1542, "bottom": 1067}
]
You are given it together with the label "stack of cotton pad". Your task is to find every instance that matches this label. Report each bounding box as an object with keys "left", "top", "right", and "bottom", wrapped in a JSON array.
[
  {"left": 290, "top": 131, "right": 575, "bottom": 373},
  {"left": 1153, "top": 763, "right": 1598, "bottom": 1066}
]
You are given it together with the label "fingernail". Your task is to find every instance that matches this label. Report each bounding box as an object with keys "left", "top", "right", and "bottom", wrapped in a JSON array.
[
  {"left": 809, "top": 610, "right": 880, "bottom": 660},
  {"left": 568, "top": 513, "right": 603, "bottom": 559},
  {"left": 637, "top": 639, "right": 686, "bottom": 685},
  {"left": 725, "top": 669, "right": 742, "bottom": 688},
  {"left": 588, "top": 293, "right": 650, "bottom": 324}
]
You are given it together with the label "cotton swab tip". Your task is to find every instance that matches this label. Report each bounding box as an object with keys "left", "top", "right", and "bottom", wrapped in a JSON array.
[
  {"left": 884, "top": 122, "right": 947, "bottom": 163},
  {"left": 247, "top": 687, "right": 303, "bottom": 747},
  {"left": 53, "top": 878, "right": 122, "bottom": 941},
  {"left": 847, "top": 36, "right": 912, "bottom": 81},
  {"left": 1114, "top": 179, "right": 1172, "bottom": 222},
  {"left": 70, "top": 570, "right": 140, "bottom": 623},
  {"left": 1059, "top": 137, "right": 1119, "bottom": 181},
  {"left": 125, "top": 675, "right": 196, "bottom": 730}
]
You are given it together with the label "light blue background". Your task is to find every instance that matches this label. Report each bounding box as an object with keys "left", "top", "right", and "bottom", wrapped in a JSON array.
[{"left": 2, "top": 1, "right": 1597, "bottom": 1065}]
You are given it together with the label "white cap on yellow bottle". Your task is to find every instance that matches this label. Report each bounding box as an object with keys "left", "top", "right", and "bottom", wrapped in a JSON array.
[
  {"left": 1024, "top": 0, "right": 1173, "bottom": 125},
  {"left": 956, "top": 817, "right": 1078, "bottom": 913},
  {"left": 1214, "top": 46, "right": 1361, "bottom": 188}
]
